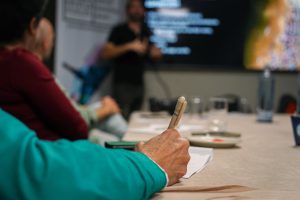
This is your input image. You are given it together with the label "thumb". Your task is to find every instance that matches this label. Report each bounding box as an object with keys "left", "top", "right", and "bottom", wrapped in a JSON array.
[{"left": 135, "top": 141, "right": 145, "bottom": 151}]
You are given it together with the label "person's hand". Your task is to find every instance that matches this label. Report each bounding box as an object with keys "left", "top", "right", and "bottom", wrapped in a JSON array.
[
  {"left": 95, "top": 96, "right": 120, "bottom": 120},
  {"left": 135, "top": 129, "right": 190, "bottom": 186},
  {"left": 101, "top": 96, "right": 120, "bottom": 114},
  {"left": 127, "top": 39, "right": 148, "bottom": 55},
  {"left": 149, "top": 46, "right": 162, "bottom": 61}
]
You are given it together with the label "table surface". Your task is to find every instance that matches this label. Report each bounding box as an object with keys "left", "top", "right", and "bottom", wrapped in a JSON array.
[{"left": 123, "top": 112, "right": 300, "bottom": 200}]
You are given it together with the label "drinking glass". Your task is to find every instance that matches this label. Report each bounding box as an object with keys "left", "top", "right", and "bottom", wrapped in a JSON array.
[
  {"left": 188, "top": 96, "right": 203, "bottom": 118},
  {"left": 207, "top": 97, "right": 228, "bottom": 132}
]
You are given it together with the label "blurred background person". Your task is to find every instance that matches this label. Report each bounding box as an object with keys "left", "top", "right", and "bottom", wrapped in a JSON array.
[
  {"left": 0, "top": 1, "right": 123, "bottom": 142},
  {"left": 31, "top": 18, "right": 128, "bottom": 145},
  {"left": 0, "top": 0, "right": 87, "bottom": 141},
  {"left": 102, "top": 0, "right": 162, "bottom": 119}
]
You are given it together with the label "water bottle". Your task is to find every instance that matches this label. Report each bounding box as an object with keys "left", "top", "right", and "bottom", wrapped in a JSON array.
[
  {"left": 257, "top": 67, "right": 275, "bottom": 122},
  {"left": 297, "top": 73, "right": 300, "bottom": 115}
]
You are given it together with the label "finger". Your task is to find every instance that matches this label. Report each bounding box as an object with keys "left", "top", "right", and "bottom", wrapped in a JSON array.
[
  {"left": 168, "top": 175, "right": 181, "bottom": 186},
  {"left": 178, "top": 137, "right": 190, "bottom": 149},
  {"left": 176, "top": 138, "right": 190, "bottom": 157},
  {"left": 135, "top": 141, "right": 145, "bottom": 152}
]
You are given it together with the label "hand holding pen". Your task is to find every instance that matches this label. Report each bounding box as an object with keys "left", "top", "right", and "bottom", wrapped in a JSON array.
[{"left": 136, "top": 96, "right": 190, "bottom": 185}]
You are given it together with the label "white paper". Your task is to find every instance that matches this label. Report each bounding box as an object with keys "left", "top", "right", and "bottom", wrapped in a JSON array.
[
  {"left": 183, "top": 147, "right": 213, "bottom": 179},
  {"left": 128, "top": 124, "right": 204, "bottom": 135}
]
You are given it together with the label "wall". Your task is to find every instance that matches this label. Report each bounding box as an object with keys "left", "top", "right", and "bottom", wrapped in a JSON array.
[
  {"left": 143, "top": 70, "right": 297, "bottom": 112},
  {"left": 54, "top": 0, "right": 126, "bottom": 92}
]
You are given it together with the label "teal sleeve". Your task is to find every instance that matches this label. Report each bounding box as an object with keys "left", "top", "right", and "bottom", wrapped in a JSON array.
[{"left": 0, "top": 110, "right": 166, "bottom": 200}]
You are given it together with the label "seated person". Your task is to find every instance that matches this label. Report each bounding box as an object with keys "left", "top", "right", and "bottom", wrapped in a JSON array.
[
  {"left": 0, "top": 3, "right": 190, "bottom": 198},
  {"left": 0, "top": 108, "right": 190, "bottom": 199},
  {"left": 32, "top": 18, "right": 128, "bottom": 144},
  {"left": 0, "top": 0, "right": 122, "bottom": 142}
]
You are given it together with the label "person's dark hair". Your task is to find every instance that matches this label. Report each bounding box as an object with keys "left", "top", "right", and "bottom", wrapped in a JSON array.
[
  {"left": 126, "top": 0, "right": 143, "bottom": 12},
  {"left": 0, "top": 0, "right": 48, "bottom": 45},
  {"left": 126, "top": 0, "right": 132, "bottom": 11}
]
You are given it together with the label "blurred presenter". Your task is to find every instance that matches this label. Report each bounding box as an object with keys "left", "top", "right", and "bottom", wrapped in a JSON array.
[{"left": 102, "top": 0, "right": 162, "bottom": 119}]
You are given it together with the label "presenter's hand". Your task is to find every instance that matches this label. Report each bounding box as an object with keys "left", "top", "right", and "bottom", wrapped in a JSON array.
[
  {"left": 135, "top": 129, "right": 190, "bottom": 186},
  {"left": 127, "top": 39, "right": 147, "bottom": 55},
  {"left": 149, "top": 46, "right": 162, "bottom": 61}
]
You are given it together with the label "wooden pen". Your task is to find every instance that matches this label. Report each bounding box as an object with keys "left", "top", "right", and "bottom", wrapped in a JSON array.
[{"left": 168, "top": 96, "right": 187, "bottom": 129}]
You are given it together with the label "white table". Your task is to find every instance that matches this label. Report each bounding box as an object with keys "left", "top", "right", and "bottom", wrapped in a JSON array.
[{"left": 123, "top": 112, "right": 300, "bottom": 200}]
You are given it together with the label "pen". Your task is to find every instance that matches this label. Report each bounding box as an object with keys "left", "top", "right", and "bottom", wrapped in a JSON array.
[{"left": 168, "top": 96, "right": 187, "bottom": 129}]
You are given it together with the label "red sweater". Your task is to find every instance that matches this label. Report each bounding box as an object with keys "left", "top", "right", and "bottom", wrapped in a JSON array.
[{"left": 0, "top": 48, "right": 88, "bottom": 141}]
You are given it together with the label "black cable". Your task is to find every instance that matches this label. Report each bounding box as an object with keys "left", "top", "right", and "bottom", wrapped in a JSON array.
[{"left": 147, "top": 63, "right": 172, "bottom": 100}]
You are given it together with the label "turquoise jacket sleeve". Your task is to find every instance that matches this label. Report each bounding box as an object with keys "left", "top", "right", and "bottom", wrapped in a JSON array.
[{"left": 0, "top": 109, "right": 166, "bottom": 200}]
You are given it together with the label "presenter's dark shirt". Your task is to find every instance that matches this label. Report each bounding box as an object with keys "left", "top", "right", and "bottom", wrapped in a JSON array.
[
  {"left": 108, "top": 23, "right": 151, "bottom": 85},
  {"left": 0, "top": 48, "right": 88, "bottom": 141}
]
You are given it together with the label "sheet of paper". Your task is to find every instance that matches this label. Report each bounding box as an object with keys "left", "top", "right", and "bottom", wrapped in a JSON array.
[
  {"left": 183, "top": 147, "right": 213, "bottom": 179},
  {"left": 128, "top": 125, "right": 213, "bottom": 178},
  {"left": 128, "top": 124, "right": 204, "bottom": 135}
]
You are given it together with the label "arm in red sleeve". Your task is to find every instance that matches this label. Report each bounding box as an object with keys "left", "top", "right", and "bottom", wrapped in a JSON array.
[{"left": 10, "top": 51, "right": 88, "bottom": 140}]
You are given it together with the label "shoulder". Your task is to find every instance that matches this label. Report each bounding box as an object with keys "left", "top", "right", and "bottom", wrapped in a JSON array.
[
  {"left": 142, "top": 23, "right": 150, "bottom": 31},
  {"left": 11, "top": 48, "right": 52, "bottom": 77},
  {"left": 12, "top": 48, "right": 41, "bottom": 65},
  {"left": 108, "top": 23, "right": 129, "bottom": 42},
  {"left": 114, "top": 23, "right": 128, "bottom": 29},
  {"left": 111, "top": 23, "right": 128, "bottom": 32},
  {"left": 142, "top": 24, "right": 151, "bottom": 35}
]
